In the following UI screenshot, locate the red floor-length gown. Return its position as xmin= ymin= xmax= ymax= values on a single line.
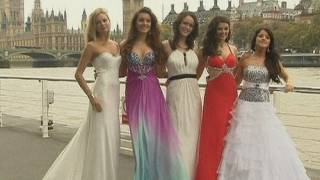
xmin=196 ymin=49 xmax=237 ymax=180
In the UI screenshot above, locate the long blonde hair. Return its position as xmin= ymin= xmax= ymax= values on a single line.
xmin=85 ymin=8 xmax=110 ymax=43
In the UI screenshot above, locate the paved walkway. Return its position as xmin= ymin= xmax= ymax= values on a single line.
xmin=0 ymin=115 xmax=134 ymax=180
xmin=0 ymin=114 xmax=319 ymax=180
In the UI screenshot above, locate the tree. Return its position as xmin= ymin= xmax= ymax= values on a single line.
xmin=232 ymin=17 xmax=264 ymax=50
xmin=312 ymin=0 xmax=320 ymax=12
xmin=231 ymin=17 xmax=320 ymax=53
xmin=197 ymin=23 xmax=209 ymax=46
xmin=160 ymin=24 xmax=172 ymax=41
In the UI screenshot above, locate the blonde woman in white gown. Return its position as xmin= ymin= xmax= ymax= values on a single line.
xmin=162 ymin=11 xmax=204 ymax=180
xmin=43 ymin=8 xmax=121 ymax=180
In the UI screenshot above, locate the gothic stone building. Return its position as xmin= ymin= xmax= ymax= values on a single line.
xmin=162 ymin=0 xmax=235 ymax=26
xmin=294 ymin=0 xmax=320 ymax=24
xmin=162 ymin=0 xmax=296 ymax=26
xmin=0 ymin=0 xmax=86 ymax=51
xmin=238 ymin=0 xmax=296 ymax=22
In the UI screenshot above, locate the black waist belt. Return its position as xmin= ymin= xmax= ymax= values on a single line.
xmin=168 ymin=74 xmax=197 ymax=81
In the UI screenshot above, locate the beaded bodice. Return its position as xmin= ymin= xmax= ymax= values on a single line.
xmin=239 ymin=65 xmax=270 ymax=102
xmin=127 ymin=51 xmax=155 ymax=75
xmin=206 ymin=53 xmax=237 ymax=81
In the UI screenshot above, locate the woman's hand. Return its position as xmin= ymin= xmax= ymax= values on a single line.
xmin=284 ymin=83 xmax=294 ymax=93
xmin=90 ymin=96 xmax=103 ymax=112
xmin=165 ymin=79 xmax=170 ymax=87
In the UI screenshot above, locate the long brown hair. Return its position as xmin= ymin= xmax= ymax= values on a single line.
xmin=170 ymin=11 xmax=199 ymax=50
xmin=251 ymin=27 xmax=281 ymax=83
xmin=121 ymin=7 xmax=165 ymax=65
xmin=202 ymin=16 xmax=231 ymax=57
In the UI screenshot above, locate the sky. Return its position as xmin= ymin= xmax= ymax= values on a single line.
xmin=24 ymin=0 xmax=301 ymax=30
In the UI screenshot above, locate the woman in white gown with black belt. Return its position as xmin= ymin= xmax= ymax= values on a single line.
xmin=218 ymin=27 xmax=310 ymax=180
xmin=162 ymin=11 xmax=204 ymax=180
xmin=42 ymin=8 xmax=121 ymax=180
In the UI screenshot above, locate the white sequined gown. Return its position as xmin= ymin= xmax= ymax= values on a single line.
xmin=218 ymin=65 xmax=310 ymax=180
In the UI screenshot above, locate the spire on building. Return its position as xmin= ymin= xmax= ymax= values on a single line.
xmin=25 ymin=17 xmax=31 ymax=32
xmin=169 ymin=4 xmax=177 ymax=15
xmin=183 ymin=2 xmax=189 ymax=12
xmin=116 ymin=24 xmax=121 ymax=33
xmin=198 ymin=0 xmax=206 ymax=11
xmin=50 ymin=9 xmax=54 ymax=19
xmin=212 ymin=0 xmax=220 ymax=10
xmin=58 ymin=11 xmax=63 ymax=21
xmin=82 ymin=9 xmax=87 ymax=21
xmin=64 ymin=10 xmax=67 ymax=21
xmin=227 ymin=0 xmax=232 ymax=11
xmin=81 ymin=9 xmax=87 ymax=31
xmin=34 ymin=0 xmax=41 ymax=9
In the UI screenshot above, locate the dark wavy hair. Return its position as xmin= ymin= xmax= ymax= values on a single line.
xmin=202 ymin=16 xmax=231 ymax=57
xmin=170 ymin=11 xmax=199 ymax=50
xmin=121 ymin=7 xmax=165 ymax=65
xmin=251 ymin=27 xmax=281 ymax=83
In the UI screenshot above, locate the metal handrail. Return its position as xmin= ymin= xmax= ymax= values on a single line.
xmin=0 ymin=75 xmax=319 ymax=168
xmin=0 ymin=75 xmax=319 ymax=94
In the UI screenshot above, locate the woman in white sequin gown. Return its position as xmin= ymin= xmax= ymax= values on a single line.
xmin=218 ymin=27 xmax=310 ymax=180
xmin=43 ymin=8 xmax=121 ymax=180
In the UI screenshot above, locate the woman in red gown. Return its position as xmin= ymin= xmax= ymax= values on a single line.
xmin=196 ymin=16 xmax=238 ymax=180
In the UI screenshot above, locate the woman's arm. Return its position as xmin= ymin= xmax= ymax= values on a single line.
xmin=119 ymin=58 xmax=128 ymax=78
xmin=156 ymin=40 xmax=171 ymax=78
xmin=119 ymin=40 xmax=128 ymax=77
xmin=156 ymin=63 xmax=168 ymax=78
xmin=234 ymin=56 xmax=246 ymax=86
xmin=279 ymin=63 xmax=294 ymax=92
xmin=75 ymin=43 xmax=102 ymax=112
xmin=196 ymin=48 xmax=206 ymax=80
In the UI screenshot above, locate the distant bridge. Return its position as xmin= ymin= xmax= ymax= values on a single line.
xmin=1 ymin=48 xmax=320 ymax=67
xmin=281 ymin=53 xmax=320 ymax=67
xmin=0 ymin=48 xmax=82 ymax=61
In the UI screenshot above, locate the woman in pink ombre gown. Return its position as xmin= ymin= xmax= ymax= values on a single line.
xmin=120 ymin=7 xmax=187 ymax=180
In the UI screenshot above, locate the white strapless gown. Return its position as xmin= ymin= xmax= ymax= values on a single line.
xmin=218 ymin=66 xmax=310 ymax=180
xmin=43 ymin=53 xmax=121 ymax=180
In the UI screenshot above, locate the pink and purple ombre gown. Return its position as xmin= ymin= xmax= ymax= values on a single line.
xmin=126 ymin=51 xmax=188 ymax=180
